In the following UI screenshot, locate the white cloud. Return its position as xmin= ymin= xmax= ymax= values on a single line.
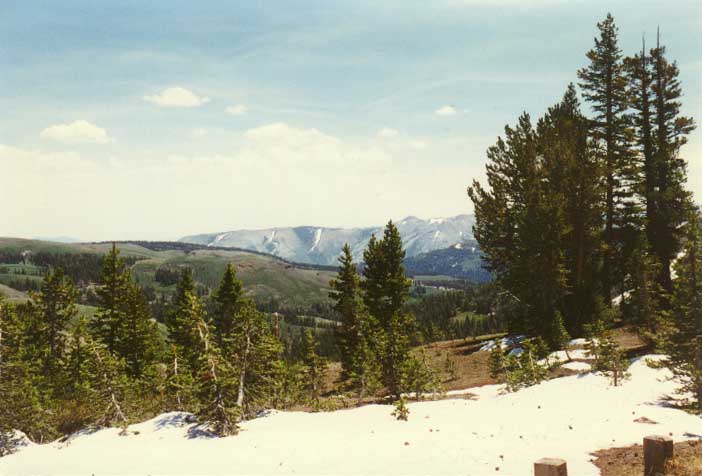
xmin=242 ymin=123 xmax=390 ymax=170
xmin=435 ymin=105 xmax=458 ymax=116
xmin=40 ymin=120 xmax=113 ymax=144
xmin=226 ymin=104 xmax=248 ymax=115
xmin=143 ymin=87 xmax=210 ymax=107
xmin=378 ymin=127 xmax=399 ymax=138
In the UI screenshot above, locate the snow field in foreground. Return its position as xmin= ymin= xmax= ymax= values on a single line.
xmin=1 ymin=355 xmax=700 ymax=476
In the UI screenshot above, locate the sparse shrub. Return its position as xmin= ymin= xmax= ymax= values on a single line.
xmin=489 ymin=343 xmax=506 ymax=380
xmin=401 ymin=351 xmax=440 ymax=400
xmin=504 ymin=339 xmax=549 ymax=392
xmin=585 ymin=321 xmax=629 ymax=386
xmin=444 ymin=353 xmax=457 ymax=381
xmin=392 ymin=396 xmax=409 ymax=421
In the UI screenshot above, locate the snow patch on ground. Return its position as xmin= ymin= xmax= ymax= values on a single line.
xmin=568 ymin=338 xmax=589 ymax=346
xmin=2 ymin=356 xmax=699 ymax=476
xmin=539 ymin=349 xmax=594 ymax=366
xmin=561 ymin=361 xmax=592 ymax=371
xmin=479 ymin=335 xmax=526 ymax=351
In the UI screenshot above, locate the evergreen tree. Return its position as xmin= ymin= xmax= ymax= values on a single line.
xmin=469 ymin=110 xmax=567 ymax=343
xmin=504 ymin=339 xmax=549 ymax=392
xmin=624 ymin=38 xmax=656 ymax=260
xmin=585 ymin=320 xmax=629 ymax=386
xmin=648 ymin=33 xmax=696 ymax=294
xmin=0 ymin=299 xmax=48 ymax=447
xmin=347 ymin=310 xmax=382 ymax=402
xmin=301 ymin=329 xmax=326 ymax=407
xmin=64 ymin=316 xmax=93 ymax=396
xmin=30 ymin=267 xmax=78 ymax=376
xmin=84 ymin=337 xmax=130 ymax=430
xmin=228 ymin=301 xmax=282 ymax=417
xmin=167 ymin=269 xmax=201 ymax=374
xmin=165 ymin=344 xmax=195 ymax=412
xmin=578 ymin=13 xmax=634 ymax=304
xmin=118 ymin=281 xmax=161 ymax=379
xmin=537 ymin=85 xmax=603 ymax=335
xmin=624 ymin=238 xmax=666 ymax=337
xmin=362 ymin=221 xmax=413 ymax=398
xmin=666 ymin=211 xmax=702 ymax=411
xmin=329 ymin=244 xmax=364 ymax=378
xmin=90 ymin=244 xmax=130 ymax=354
xmin=212 ymin=263 xmax=244 ymax=349
xmin=191 ymin=305 xmax=241 ymax=436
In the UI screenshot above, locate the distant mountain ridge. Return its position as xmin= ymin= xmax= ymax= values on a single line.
xmin=179 ymin=215 xmax=475 ymax=266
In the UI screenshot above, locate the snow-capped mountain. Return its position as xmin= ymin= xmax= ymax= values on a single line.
xmin=179 ymin=215 xmax=475 ymax=266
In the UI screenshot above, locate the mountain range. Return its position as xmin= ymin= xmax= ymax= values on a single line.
xmin=179 ymin=215 xmax=476 ymax=266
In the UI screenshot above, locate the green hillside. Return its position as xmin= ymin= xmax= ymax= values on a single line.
xmin=0 ymin=238 xmax=334 ymax=308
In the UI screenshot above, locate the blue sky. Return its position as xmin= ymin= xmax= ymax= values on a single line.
xmin=1 ymin=0 xmax=700 ymax=240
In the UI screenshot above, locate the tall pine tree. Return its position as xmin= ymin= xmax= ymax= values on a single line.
xmin=90 ymin=244 xmax=130 ymax=354
xmin=648 ymin=32 xmax=696 ymax=294
xmin=577 ymin=13 xmax=634 ymax=304
xmin=211 ymin=263 xmax=244 ymax=350
xmin=362 ymin=221 xmax=413 ymax=398
xmin=329 ymin=244 xmax=364 ymax=378
xmin=666 ymin=210 xmax=702 ymax=411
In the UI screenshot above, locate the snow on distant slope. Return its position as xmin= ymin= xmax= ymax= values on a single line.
xmin=179 ymin=215 xmax=475 ymax=266
xmin=2 ymin=355 xmax=699 ymax=476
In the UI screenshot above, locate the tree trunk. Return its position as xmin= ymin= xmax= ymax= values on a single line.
xmin=237 ymin=333 xmax=251 ymax=409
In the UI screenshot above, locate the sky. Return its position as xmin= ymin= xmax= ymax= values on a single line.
xmin=1 ymin=0 xmax=701 ymax=241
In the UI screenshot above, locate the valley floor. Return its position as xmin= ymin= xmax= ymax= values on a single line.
xmin=1 ymin=355 xmax=700 ymax=476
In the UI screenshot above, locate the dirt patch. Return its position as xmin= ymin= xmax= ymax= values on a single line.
xmin=592 ymin=440 xmax=702 ymax=476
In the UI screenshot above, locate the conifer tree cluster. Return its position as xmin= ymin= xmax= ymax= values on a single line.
xmin=330 ymin=221 xmax=435 ymax=403
xmin=468 ymin=14 xmax=697 ymax=354
xmin=0 ymin=248 xmax=288 ymax=448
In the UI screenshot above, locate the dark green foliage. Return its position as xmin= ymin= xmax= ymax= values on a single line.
xmin=29 ymin=267 xmax=79 ymax=377
xmin=578 ymin=13 xmax=635 ymax=304
xmin=666 ymin=212 xmax=702 ymax=411
xmin=347 ymin=310 xmax=382 ymax=402
xmin=118 ymin=281 xmax=161 ymax=378
xmin=469 ymin=87 xmax=602 ymax=344
xmin=407 ymin=285 xmax=506 ymax=342
xmin=167 ymin=269 xmax=201 ymax=374
xmin=301 ymin=329 xmax=327 ymax=407
xmin=625 ymin=34 xmax=696 ymax=296
xmin=211 ymin=263 xmax=244 ymax=349
xmin=648 ymin=37 xmax=696 ymax=294
xmin=585 ymin=321 xmax=629 ymax=386
xmin=191 ymin=300 xmax=241 ymax=436
xmin=624 ymin=239 xmax=667 ymax=337
xmin=362 ymin=222 xmax=414 ymax=398
xmin=0 ymin=299 xmax=50 ymax=447
xmin=504 ymin=339 xmax=549 ymax=391
xmin=489 ymin=343 xmax=506 ymax=380
xmin=165 ymin=345 xmax=196 ymax=412
xmin=228 ymin=301 xmax=282 ymax=417
xmin=329 ymin=244 xmax=363 ymax=378
xmin=90 ymin=244 xmax=130 ymax=354
xmin=83 ymin=337 xmax=130 ymax=430
xmin=391 ymin=396 xmax=409 ymax=421
xmin=401 ymin=350 xmax=439 ymax=400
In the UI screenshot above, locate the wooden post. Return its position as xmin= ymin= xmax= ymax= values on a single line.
xmin=534 ymin=458 xmax=567 ymax=476
xmin=643 ymin=435 xmax=673 ymax=476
